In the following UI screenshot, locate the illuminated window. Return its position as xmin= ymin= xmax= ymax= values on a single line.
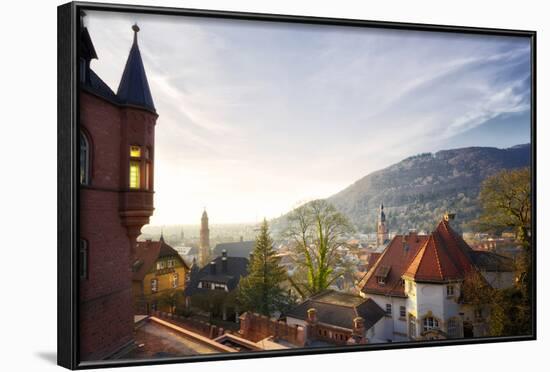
xmin=130 ymin=146 xmax=141 ymax=158
xmin=80 ymin=131 xmax=90 ymax=185
xmin=151 ymin=279 xmax=158 ymax=293
xmin=129 ymin=161 xmax=140 ymax=189
xmin=172 ymin=273 xmax=179 ymax=288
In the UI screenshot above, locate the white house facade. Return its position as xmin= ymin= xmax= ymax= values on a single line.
xmin=358 ymin=214 xmax=515 ymax=343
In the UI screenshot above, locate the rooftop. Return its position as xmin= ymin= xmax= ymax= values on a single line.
xmin=285 ymin=290 xmax=385 ymax=331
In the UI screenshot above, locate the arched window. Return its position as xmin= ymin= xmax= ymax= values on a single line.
xmin=80 ymin=131 xmax=90 ymax=185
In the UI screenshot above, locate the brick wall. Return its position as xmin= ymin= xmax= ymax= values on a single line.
xmin=239 ymin=312 xmax=305 ymax=347
xmin=79 ymin=90 xmax=155 ymax=360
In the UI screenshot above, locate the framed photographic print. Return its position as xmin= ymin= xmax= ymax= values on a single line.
xmin=57 ymin=1 xmax=536 ymax=369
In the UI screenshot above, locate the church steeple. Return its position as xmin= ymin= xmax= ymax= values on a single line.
xmin=379 ymin=203 xmax=386 ymax=222
xmin=116 ymin=24 xmax=156 ymax=112
xmin=377 ymin=203 xmax=388 ymax=246
xmin=199 ymin=209 xmax=210 ymax=267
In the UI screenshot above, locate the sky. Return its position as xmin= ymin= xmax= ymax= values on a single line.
xmin=85 ymin=11 xmax=532 ymax=225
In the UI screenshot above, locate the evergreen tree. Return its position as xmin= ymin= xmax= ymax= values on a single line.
xmin=238 ymin=219 xmax=290 ymax=316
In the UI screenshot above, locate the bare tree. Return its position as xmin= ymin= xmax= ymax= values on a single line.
xmin=284 ymin=200 xmax=353 ymax=297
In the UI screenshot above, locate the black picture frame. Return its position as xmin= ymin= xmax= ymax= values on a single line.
xmin=58 ymin=1 xmax=537 ymax=370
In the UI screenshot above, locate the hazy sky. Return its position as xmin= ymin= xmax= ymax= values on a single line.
xmin=85 ymin=11 xmax=531 ymax=225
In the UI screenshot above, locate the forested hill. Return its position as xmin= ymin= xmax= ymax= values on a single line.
xmin=327 ymin=144 xmax=531 ymax=233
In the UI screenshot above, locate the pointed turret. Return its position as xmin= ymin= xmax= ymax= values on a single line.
xmin=116 ymin=24 xmax=156 ymax=112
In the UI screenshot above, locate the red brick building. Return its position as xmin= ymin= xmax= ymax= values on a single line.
xmin=79 ymin=19 xmax=158 ymax=360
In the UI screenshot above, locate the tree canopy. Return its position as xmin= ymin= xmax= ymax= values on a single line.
xmin=284 ymin=199 xmax=353 ymax=298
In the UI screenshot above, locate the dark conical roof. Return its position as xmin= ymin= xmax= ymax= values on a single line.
xmin=116 ymin=24 xmax=156 ymax=112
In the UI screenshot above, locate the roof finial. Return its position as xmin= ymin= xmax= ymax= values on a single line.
xmin=160 ymin=226 xmax=165 ymax=242
xmin=132 ymin=23 xmax=140 ymax=44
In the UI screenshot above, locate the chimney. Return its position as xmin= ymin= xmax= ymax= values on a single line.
xmin=307 ymin=308 xmax=317 ymax=324
xmin=222 ymin=249 xmax=227 ymax=258
xmin=210 ymin=261 xmax=217 ymax=275
xmin=353 ymin=317 xmax=365 ymax=336
xmin=222 ymin=256 xmax=228 ymax=273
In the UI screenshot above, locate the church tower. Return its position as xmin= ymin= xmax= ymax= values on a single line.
xmin=199 ymin=210 xmax=210 ymax=267
xmin=377 ymin=203 xmax=389 ymax=246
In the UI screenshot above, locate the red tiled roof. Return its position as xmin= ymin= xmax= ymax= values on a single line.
xmin=404 ymin=220 xmax=475 ymax=282
xmin=360 ymin=219 xmax=477 ymax=294
xmin=359 ymin=233 xmax=427 ymax=297
xmin=132 ymin=239 xmax=189 ymax=281
xmin=364 ymin=253 xmax=381 ymax=273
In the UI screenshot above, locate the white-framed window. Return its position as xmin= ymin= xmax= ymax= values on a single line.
xmin=172 ymin=273 xmax=179 ymax=288
xmin=422 ymin=317 xmax=440 ymax=332
xmin=156 ymin=261 xmax=166 ymax=270
xmin=80 ymin=131 xmax=91 ymax=185
xmin=386 ymin=303 xmax=392 ymax=316
xmin=447 ymin=318 xmax=460 ymax=338
xmin=79 ymin=239 xmax=88 ymax=280
xmin=151 ymin=278 xmax=158 ymax=293
xmin=446 ymin=284 xmax=455 ymax=296
xmin=400 ymin=306 xmax=406 ymax=318
xmin=212 ymin=282 xmax=226 ymax=291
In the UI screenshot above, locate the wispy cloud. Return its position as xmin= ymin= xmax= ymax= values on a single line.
xmin=85 ymin=11 xmax=531 ymax=224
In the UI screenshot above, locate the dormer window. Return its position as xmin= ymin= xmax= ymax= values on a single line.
xmin=375 ymin=265 xmax=391 ymax=286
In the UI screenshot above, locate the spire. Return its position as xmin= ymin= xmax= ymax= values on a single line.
xmin=159 ymin=226 xmax=165 ymax=243
xmin=116 ymin=23 xmax=156 ymax=112
xmin=379 ymin=203 xmax=386 ymax=222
